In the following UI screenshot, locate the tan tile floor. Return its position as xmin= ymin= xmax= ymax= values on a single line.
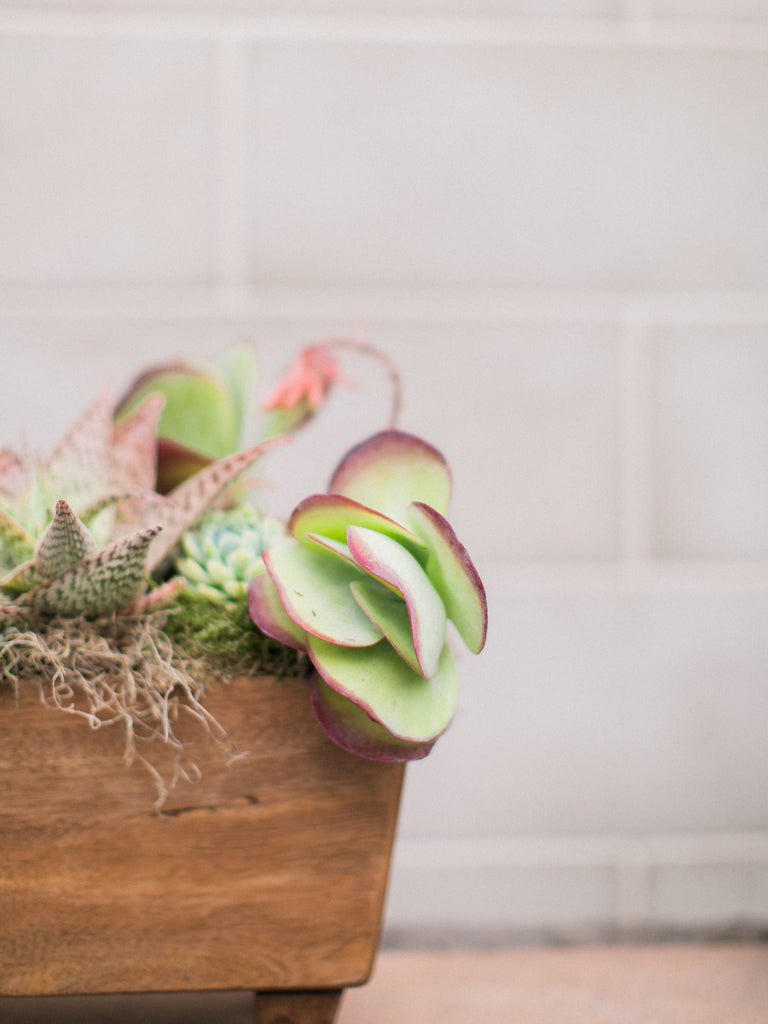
xmin=340 ymin=945 xmax=768 ymax=1024
xmin=0 ymin=944 xmax=766 ymax=1022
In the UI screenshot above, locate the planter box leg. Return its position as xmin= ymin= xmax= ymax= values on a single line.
xmin=256 ymin=989 xmax=342 ymax=1024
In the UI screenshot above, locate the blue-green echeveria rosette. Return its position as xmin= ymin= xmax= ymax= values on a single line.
xmin=248 ymin=430 xmax=488 ymax=761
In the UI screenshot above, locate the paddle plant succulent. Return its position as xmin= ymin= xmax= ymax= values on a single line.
xmin=248 ymin=430 xmax=488 ymax=761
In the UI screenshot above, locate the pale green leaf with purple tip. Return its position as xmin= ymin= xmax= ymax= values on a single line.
xmin=306 ymin=635 xmax=458 ymax=743
xmin=310 ymin=673 xmax=438 ymax=761
xmin=264 ymin=540 xmax=383 ymax=647
xmin=248 ymin=571 xmax=307 ymax=651
xmin=350 ymin=579 xmax=421 ymax=675
xmin=347 ymin=525 xmax=446 ymax=678
xmin=290 ymin=493 xmax=426 ymax=560
xmin=329 ymin=430 xmax=451 ymax=523
xmin=407 ymin=502 xmax=488 ymax=654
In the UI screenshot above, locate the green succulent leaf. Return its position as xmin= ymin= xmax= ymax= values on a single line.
xmin=349 ymin=579 xmax=421 ymax=675
xmin=346 ymin=525 xmax=446 ymax=678
xmin=310 ymin=673 xmax=438 ymax=761
xmin=119 ymin=368 xmax=239 ymax=463
xmin=329 ymin=430 xmax=452 ymax=523
xmin=248 ymin=570 xmax=308 ymax=652
xmin=306 ymin=634 xmax=458 ymax=744
xmin=407 ymin=502 xmax=488 ymax=655
xmin=0 ymin=559 xmax=45 ymax=595
xmin=0 ymin=505 xmax=36 ymax=564
xmin=264 ymin=540 xmax=384 ymax=647
xmin=289 ymin=494 xmax=426 ymax=561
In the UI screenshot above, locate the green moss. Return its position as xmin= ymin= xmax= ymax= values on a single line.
xmin=164 ymin=589 xmax=304 ymax=679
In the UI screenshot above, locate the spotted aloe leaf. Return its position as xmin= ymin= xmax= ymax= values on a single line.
xmin=22 ymin=525 xmax=162 ymax=618
xmin=43 ymin=387 xmax=113 ymax=516
xmin=35 ymin=499 xmax=97 ymax=577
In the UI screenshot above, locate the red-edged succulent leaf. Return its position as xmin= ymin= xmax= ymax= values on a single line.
xmin=289 ymin=493 xmax=426 ymax=560
xmin=306 ymin=634 xmax=458 ymax=743
xmin=310 ymin=673 xmax=437 ymax=761
xmin=329 ymin=430 xmax=452 ymax=522
xmin=264 ymin=540 xmax=383 ymax=647
xmin=407 ymin=502 xmax=488 ymax=654
xmin=350 ymin=579 xmax=421 ymax=674
xmin=346 ymin=525 xmax=446 ymax=678
xmin=248 ymin=571 xmax=307 ymax=652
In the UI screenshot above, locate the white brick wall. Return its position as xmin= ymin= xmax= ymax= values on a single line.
xmin=1 ymin=4 xmax=766 ymax=942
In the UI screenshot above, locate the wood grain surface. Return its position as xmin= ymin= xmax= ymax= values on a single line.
xmin=0 ymin=674 xmax=404 ymax=997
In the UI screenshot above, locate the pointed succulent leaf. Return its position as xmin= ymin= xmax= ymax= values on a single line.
xmin=43 ymin=387 xmax=113 ymax=513
xmin=350 ymin=579 xmax=421 ymax=675
xmin=407 ymin=502 xmax=488 ymax=654
xmin=146 ymin=438 xmax=286 ymax=572
xmin=264 ymin=540 xmax=383 ymax=647
xmin=35 ymin=499 xmax=97 ymax=577
xmin=346 ymin=525 xmax=446 ymax=678
xmin=110 ymin=391 xmax=165 ymax=493
xmin=289 ymin=493 xmax=426 ymax=560
xmin=24 ymin=525 xmax=161 ymax=618
xmin=306 ymin=635 xmax=458 ymax=743
xmin=0 ymin=505 xmax=36 ymax=564
xmin=0 ymin=450 xmax=29 ymax=504
xmin=310 ymin=673 xmax=438 ymax=761
xmin=329 ymin=430 xmax=452 ymax=522
xmin=248 ymin=572 xmax=307 ymax=652
xmin=0 ymin=559 xmax=46 ymax=595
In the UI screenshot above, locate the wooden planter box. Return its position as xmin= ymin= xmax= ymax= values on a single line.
xmin=0 ymin=673 xmax=405 ymax=1023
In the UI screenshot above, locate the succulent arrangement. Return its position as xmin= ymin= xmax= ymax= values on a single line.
xmin=0 ymin=341 xmax=486 ymax=784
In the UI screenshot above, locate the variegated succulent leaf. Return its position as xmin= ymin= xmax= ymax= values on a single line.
xmin=42 ymin=388 xmax=114 ymax=515
xmin=0 ymin=504 xmax=36 ymax=568
xmin=19 ymin=525 xmax=162 ymax=619
xmin=0 ymin=559 xmax=46 ymax=595
xmin=146 ymin=437 xmax=288 ymax=572
xmin=35 ymin=499 xmax=97 ymax=577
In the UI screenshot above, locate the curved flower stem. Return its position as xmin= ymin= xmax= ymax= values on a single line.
xmin=321 ymin=336 xmax=402 ymax=428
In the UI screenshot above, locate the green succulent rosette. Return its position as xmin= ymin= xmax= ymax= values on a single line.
xmin=176 ymin=507 xmax=286 ymax=604
xmin=248 ymin=430 xmax=487 ymax=761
